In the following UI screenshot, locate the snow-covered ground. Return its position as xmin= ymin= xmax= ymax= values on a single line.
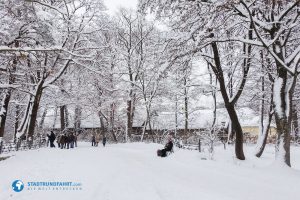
xmin=0 ymin=142 xmax=299 ymax=200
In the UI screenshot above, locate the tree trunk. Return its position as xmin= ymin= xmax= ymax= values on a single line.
xmin=27 ymin=79 xmax=45 ymax=143
xmin=255 ymin=101 xmax=273 ymax=157
xmin=52 ymin=106 xmax=58 ymax=129
xmin=127 ymin=100 xmax=133 ymax=139
xmin=255 ymin=114 xmax=273 ymax=157
xmin=65 ymin=105 xmax=69 ymax=128
xmin=292 ymin=104 xmax=298 ymax=137
xmin=208 ymin=64 xmax=217 ymax=128
xmin=126 ymin=48 xmax=136 ymax=141
xmin=126 ymin=94 xmax=135 ymax=140
xmin=255 ymin=57 xmax=274 ymax=158
xmin=99 ymin=111 xmax=106 ymax=135
xmin=227 ymin=54 xmax=234 ymax=142
xmin=74 ymin=105 xmax=82 ymax=132
xmin=175 ymin=93 xmax=178 ymax=138
xmin=141 ymin=119 xmax=147 ymax=142
xmin=0 ymin=52 xmax=17 ymax=139
xmin=225 ymin=104 xmax=245 ymax=160
xmin=183 ymin=66 xmax=189 ymax=136
xmin=272 ymin=35 xmax=296 ymax=166
xmin=210 ymin=42 xmax=245 ymax=160
xmin=39 ymin=107 xmax=47 ymax=128
xmin=14 ymin=104 xmax=20 ymax=143
xmin=0 ymin=91 xmax=12 ymax=139
xmin=226 ymin=121 xmax=233 ymax=144
xmin=109 ymin=103 xmax=117 ymax=142
xmin=184 ymin=86 xmax=189 ymax=135
xmin=273 ymin=75 xmax=294 ymax=166
xmin=16 ymin=78 xmax=45 ymax=146
xmin=274 ymin=112 xmax=291 ymax=166
xmin=148 ymin=113 xmax=155 ymax=143
xmin=17 ymin=96 xmax=32 ymax=139
xmin=60 ymin=105 xmax=66 ymax=132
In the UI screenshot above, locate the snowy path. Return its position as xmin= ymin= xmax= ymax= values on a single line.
xmin=0 ymin=142 xmax=300 ymax=200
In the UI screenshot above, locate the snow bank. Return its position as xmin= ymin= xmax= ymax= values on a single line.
xmin=0 ymin=142 xmax=299 ymax=200
xmin=273 ymin=77 xmax=283 ymax=118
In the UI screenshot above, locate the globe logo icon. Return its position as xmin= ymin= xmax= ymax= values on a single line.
xmin=12 ymin=180 xmax=24 ymax=192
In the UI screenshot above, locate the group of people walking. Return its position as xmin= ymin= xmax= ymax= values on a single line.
xmin=47 ymin=131 xmax=108 ymax=149
xmin=57 ymin=133 xmax=77 ymax=149
xmin=91 ymin=133 xmax=107 ymax=147
xmin=48 ymin=130 xmax=173 ymax=158
xmin=47 ymin=131 xmax=77 ymax=149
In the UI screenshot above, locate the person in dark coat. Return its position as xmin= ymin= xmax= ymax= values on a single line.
xmin=69 ymin=133 xmax=75 ymax=148
xmin=102 ymin=136 xmax=107 ymax=147
xmin=157 ymin=136 xmax=173 ymax=157
xmin=59 ymin=134 xmax=66 ymax=149
xmin=65 ymin=134 xmax=70 ymax=149
xmin=47 ymin=131 xmax=56 ymax=148
xmin=74 ymin=133 xmax=78 ymax=147
xmin=91 ymin=134 xmax=96 ymax=146
xmin=56 ymin=135 xmax=61 ymax=148
xmin=95 ymin=133 xmax=101 ymax=147
xmin=46 ymin=133 xmax=50 ymax=147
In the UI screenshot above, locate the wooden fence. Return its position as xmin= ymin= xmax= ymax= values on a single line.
xmin=0 ymin=139 xmax=47 ymax=155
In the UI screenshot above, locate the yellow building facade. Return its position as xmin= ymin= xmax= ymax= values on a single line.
xmin=242 ymin=126 xmax=277 ymax=137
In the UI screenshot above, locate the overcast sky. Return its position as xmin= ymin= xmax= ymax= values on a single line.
xmin=104 ymin=0 xmax=138 ymax=15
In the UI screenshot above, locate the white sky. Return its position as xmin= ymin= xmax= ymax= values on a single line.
xmin=104 ymin=0 xmax=138 ymax=15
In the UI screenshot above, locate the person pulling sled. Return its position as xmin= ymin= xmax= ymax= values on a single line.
xmin=157 ymin=136 xmax=173 ymax=157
